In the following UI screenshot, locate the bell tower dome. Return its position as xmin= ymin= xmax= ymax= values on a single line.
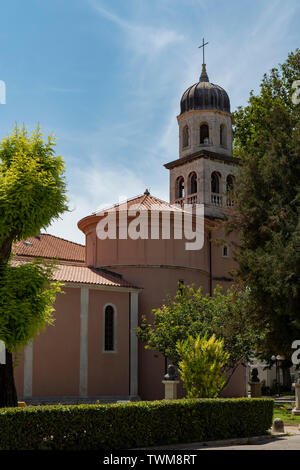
xmin=164 ymin=48 xmax=237 ymax=219
xmin=178 ymin=63 xmax=232 ymax=158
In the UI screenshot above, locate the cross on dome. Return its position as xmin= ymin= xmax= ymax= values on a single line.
xmin=198 ymin=38 xmax=209 ymax=82
xmin=198 ymin=37 xmax=209 ymax=65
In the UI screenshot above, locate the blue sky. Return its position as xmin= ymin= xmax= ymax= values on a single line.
xmin=0 ymin=0 xmax=299 ymax=243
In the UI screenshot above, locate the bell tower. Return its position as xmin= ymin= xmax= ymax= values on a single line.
xmin=164 ymin=49 xmax=237 ymax=219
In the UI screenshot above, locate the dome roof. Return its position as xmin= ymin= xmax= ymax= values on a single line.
xmin=180 ymin=64 xmax=230 ymax=115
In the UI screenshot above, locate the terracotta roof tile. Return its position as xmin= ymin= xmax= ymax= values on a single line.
xmin=54 ymin=265 xmax=138 ymax=288
xmin=94 ymin=193 xmax=183 ymax=214
xmin=11 ymin=258 xmax=139 ymax=289
xmin=13 ymin=234 xmax=85 ymax=263
xmin=78 ymin=191 xmax=214 ymax=233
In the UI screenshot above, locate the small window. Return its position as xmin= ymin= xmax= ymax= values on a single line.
xmin=220 ymin=125 xmax=226 ymax=147
xmin=104 ymin=305 xmax=115 ymax=351
xmin=222 ymin=246 xmax=229 ymax=257
xmin=182 ymin=125 xmax=189 ymax=148
xmin=226 ymin=175 xmax=235 ymax=207
xmin=226 ymin=175 xmax=235 ymax=192
xmin=200 ymin=124 xmax=209 ymax=144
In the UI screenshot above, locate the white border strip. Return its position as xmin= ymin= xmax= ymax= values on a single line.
xmin=130 ymin=292 xmax=138 ymax=396
xmin=24 ymin=341 xmax=33 ymax=398
xmin=79 ymin=287 xmax=89 ymax=397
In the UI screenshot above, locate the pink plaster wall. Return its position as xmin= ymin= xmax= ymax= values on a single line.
xmin=14 ymin=286 xmax=131 ymax=400
xmin=32 ymin=287 xmax=81 ymax=397
xmin=221 ymin=363 xmax=247 ymax=397
xmin=13 ymin=212 xmax=242 ymax=401
xmin=88 ymin=290 xmax=130 ymax=396
xmin=78 ymin=215 xmax=245 ymax=401
xmin=107 ymin=266 xmax=210 ymax=400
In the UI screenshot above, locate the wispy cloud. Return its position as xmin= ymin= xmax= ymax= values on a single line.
xmin=47 ymin=0 xmax=299 ymax=244
xmin=88 ymin=0 xmax=185 ymax=57
xmin=47 ymin=162 xmax=168 ymax=244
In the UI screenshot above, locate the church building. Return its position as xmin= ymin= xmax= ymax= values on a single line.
xmin=14 ymin=61 xmax=246 ymax=403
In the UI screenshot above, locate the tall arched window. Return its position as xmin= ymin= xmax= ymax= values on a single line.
xmin=226 ymin=175 xmax=235 ymax=207
xmin=226 ymin=175 xmax=235 ymax=192
xmin=211 ymin=172 xmax=220 ymax=194
xmin=220 ymin=124 xmax=226 ymax=147
xmin=176 ymin=176 xmax=185 ymax=199
xmin=188 ymin=172 xmax=197 ymax=194
xmin=182 ymin=125 xmax=189 ymax=148
xmin=200 ymin=124 xmax=209 ymax=144
xmin=104 ymin=305 xmax=115 ymax=351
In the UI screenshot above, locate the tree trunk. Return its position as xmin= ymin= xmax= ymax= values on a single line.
xmin=0 ymin=231 xmax=19 ymax=407
xmin=0 ymin=350 xmax=18 ymax=407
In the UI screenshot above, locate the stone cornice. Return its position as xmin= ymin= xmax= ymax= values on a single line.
xmin=177 ymin=108 xmax=233 ymax=123
xmin=164 ymin=149 xmax=239 ymax=170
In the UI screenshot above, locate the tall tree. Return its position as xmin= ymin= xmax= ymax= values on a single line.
xmin=0 ymin=126 xmax=67 ymax=406
xmin=0 ymin=261 xmax=63 ymax=407
xmin=226 ymin=49 xmax=300 ymax=361
xmin=137 ymin=285 xmax=262 ymax=388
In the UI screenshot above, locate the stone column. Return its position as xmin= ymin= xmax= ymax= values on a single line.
xmin=162 ymin=364 xmax=179 ymax=399
xmin=250 ymin=382 xmax=262 ymax=398
xmin=162 ymin=380 xmax=180 ymax=400
xmin=250 ymin=367 xmax=261 ymax=397
xmin=130 ymin=292 xmax=139 ymax=398
xmin=79 ymin=287 xmax=89 ymax=397
xmin=292 ymin=383 xmax=300 ymax=416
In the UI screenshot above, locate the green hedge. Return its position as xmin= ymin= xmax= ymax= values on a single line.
xmin=0 ymin=398 xmax=274 ymax=450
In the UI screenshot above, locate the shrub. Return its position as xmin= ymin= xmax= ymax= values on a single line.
xmin=177 ymin=334 xmax=230 ymax=398
xmin=0 ymin=398 xmax=274 ymax=450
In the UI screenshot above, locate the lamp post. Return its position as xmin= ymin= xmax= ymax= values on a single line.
xmin=271 ymin=355 xmax=285 ymax=397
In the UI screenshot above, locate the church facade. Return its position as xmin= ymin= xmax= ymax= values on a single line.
xmin=14 ymin=63 xmax=246 ymax=403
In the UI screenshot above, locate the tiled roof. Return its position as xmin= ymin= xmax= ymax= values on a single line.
xmin=78 ymin=191 xmax=215 ymax=233
xmin=54 ymin=265 xmax=137 ymax=288
xmin=93 ymin=192 xmax=183 ymax=215
xmin=11 ymin=258 xmax=139 ymax=289
xmin=13 ymin=234 xmax=85 ymax=263
xmin=13 ymin=234 xmax=139 ymax=289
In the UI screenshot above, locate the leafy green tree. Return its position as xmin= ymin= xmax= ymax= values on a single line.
xmin=227 ymin=49 xmax=300 ymax=361
xmin=176 ymin=334 xmax=229 ymax=398
xmin=0 ymin=126 xmax=67 ymax=407
xmin=137 ymin=285 xmax=262 ymax=388
xmin=0 ymin=262 xmax=63 ymax=407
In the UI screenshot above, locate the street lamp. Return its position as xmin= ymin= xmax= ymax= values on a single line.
xmin=271 ymin=355 xmax=285 ymax=397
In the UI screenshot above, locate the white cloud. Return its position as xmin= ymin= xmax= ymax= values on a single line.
xmin=47 ymin=0 xmax=299 ymax=246
xmin=88 ymin=0 xmax=185 ymax=58
xmin=210 ymin=0 xmax=299 ymax=109
xmin=47 ymin=164 xmax=149 ymax=243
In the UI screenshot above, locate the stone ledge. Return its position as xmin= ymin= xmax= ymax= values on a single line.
xmin=133 ymin=433 xmax=287 ymax=450
xmin=20 ymin=395 xmax=141 ymax=405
